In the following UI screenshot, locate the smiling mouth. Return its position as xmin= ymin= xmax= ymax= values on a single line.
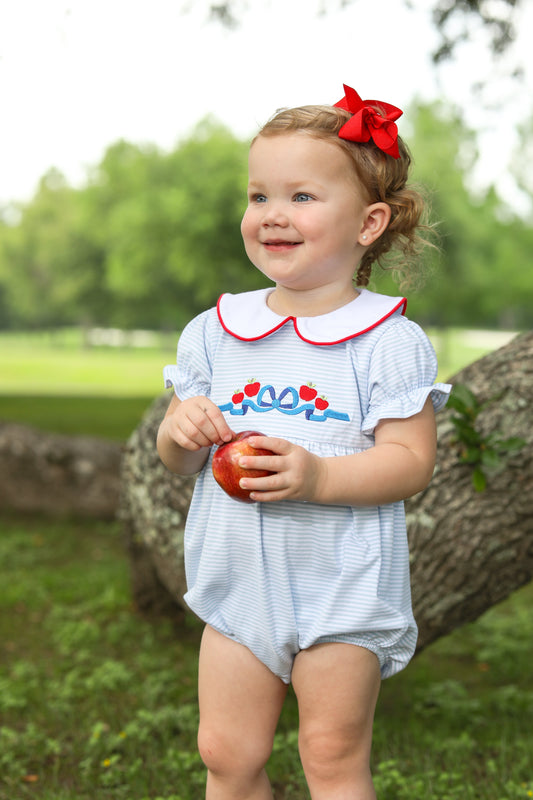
xmin=263 ymin=240 xmax=301 ymax=249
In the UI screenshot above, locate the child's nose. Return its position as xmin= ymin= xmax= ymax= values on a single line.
xmin=262 ymin=202 xmax=289 ymax=227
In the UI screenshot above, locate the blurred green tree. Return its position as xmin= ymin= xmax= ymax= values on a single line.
xmin=0 ymin=169 xmax=109 ymax=329
xmin=86 ymin=120 xmax=268 ymax=329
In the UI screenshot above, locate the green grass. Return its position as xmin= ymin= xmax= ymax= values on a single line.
xmin=0 ymin=328 xmax=175 ymax=439
xmin=0 ymin=395 xmax=154 ymax=441
xmin=0 ymin=511 xmax=532 ymax=800
xmin=0 ymin=328 xmax=175 ymax=397
xmin=0 ymin=514 xmax=203 ymax=800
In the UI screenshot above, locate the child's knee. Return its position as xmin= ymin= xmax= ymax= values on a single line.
xmin=198 ymin=723 xmax=272 ymax=777
xmin=298 ymin=724 xmax=371 ymax=783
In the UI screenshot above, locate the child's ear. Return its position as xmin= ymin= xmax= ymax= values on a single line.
xmin=358 ymin=202 xmax=391 ymax=245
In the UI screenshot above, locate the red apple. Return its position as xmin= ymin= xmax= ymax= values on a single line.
xmin=212 ymin=430 xmax=274 ymax=503
xmin=315 ymin=396 xmax=329 ymax=410
xmin=299 ymin=382 xmax=317 ymax=401
xmin=244 ymin=379 xmax=261 ymax=397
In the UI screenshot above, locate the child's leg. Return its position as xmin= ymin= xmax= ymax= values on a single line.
xmin=197 ymin=625 xmax=288 ymax=800
xmin=292 ymin=642 xmax=381 ymax=800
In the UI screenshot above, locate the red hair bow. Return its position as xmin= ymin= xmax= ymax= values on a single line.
xmin=334 ymin=84 xmax=403 ymax=159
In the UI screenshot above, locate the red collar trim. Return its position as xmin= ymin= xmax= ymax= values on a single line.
xmin=217 ymin=289 xmax=407 ymax=346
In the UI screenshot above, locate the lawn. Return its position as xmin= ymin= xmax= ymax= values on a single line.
xmin=0 ymin=327 xmax=176 ymax=439
xmin=0 ymin=512 xmax=531 ymax=799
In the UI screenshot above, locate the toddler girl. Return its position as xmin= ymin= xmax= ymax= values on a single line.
xmin=158 ymin=83 xmax=451 ymax=800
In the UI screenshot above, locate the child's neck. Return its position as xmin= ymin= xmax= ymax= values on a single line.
xmin=267 ymin=285 xmax=360 ymax=318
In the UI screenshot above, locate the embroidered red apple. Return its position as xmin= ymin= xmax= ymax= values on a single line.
xmin=244 ymin=379 xmax=261 ymax=397
xmin=299 ymin=382 xmax=317 ymax=401
xmin=232 ymin=390 xmax=244 ymax=404
xmin=212 ymin=431 xmax=275 ymax=503
xmin=315 ymin=396 xmax=329 ymax=411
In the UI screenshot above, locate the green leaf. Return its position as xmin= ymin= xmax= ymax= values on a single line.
xmin=497 ymin=436 xmax=526 ymax=453
xmin=472 ymin=466 xmax=487 ymax=492
xmin=481 ymin=449 xmax=502 ymax=469
xmin=451 ymin=416 xmax=482 ymax=445
xmin=448 ymin=384 xmax=479 ymax=417
xmin=461 ymin=447 xmax=482 ymax=464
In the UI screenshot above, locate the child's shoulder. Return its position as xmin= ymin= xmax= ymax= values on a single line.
xmin=370 ymin=308 xmax=428 ymax=339
xmin=350 ymin=312 xmax=437 ymax=387
xmin=344 ymin=292 xmax=435 ymax=366
xmin=356 ymin=312 xmax=433 ymax=359
xmin=344 ymin=289 xmax=428 ymax=345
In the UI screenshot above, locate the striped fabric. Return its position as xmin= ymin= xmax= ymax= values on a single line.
xmin=163 ymin=289 xmax=451 ymax=681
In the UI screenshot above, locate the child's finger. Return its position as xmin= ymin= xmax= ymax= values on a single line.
xmin=240 ymin=466 xmax=290 ymax=491
xmin=238 ymin=453 xmax=281 ymax=473
xmin=248 ymin=479 xmax=292 ymax=503
xmin=202 ymin=402 xmax=234 ymax=443
xmin=178 ymin=399 xmax=232 ymax=447
xmin=246 ymin=435 xmax=292 ymax=455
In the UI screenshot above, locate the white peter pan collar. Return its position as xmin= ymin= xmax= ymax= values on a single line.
xmin=217 ymin=288 xmax=407 ymax=346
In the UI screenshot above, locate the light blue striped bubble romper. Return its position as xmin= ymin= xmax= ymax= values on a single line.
xmin=164 ymin=288 xmax=451 ymax=682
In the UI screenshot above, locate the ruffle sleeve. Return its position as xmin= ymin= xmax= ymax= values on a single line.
xmin=361 ymin=317 xmax=451 ymax=434
xmin=163 ymin=309 xmax=214 ymax=400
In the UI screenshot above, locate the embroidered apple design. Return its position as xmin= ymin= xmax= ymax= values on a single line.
xmin=212 ymin=431 xmax=275 ymax=503
xmin=315 ymin=396 xmax=329 ymax=411
xmin=232 ymin=390 xmax=244 ymax=404
xmin=244 ymin=379 xmax=261 ymax=397
xmin=299 ymin=382 xmax=317 ymax=402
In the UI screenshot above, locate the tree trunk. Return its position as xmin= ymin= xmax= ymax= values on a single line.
xmin=120 ymin=332 xmax=533 ymax=648
xmin=0 ymin=422 xmax=122 ymax=519
xmin=407 ymin=331 xmax=533 ymax=651
xmin=119 ymin=397 xmax=195 ymax=615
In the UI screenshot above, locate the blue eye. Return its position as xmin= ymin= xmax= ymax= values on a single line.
xmin=250 ymin=193 xmax=267 ymax=203
xmin=294 ymin=192 xmax=312 ymax=202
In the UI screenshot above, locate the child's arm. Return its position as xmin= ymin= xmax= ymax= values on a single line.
xmin=238 ymin=397 xmax=437 ymax=506
xmin=157 ymin=394 xmax=234 ymax=476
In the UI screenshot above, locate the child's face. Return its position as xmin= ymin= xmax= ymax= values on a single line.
xmin=241 ymin=133 xmax=370 ymax=297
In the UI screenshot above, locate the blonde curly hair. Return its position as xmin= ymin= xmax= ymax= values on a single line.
xmin=256 ymin=104 xmax=433 ymax=289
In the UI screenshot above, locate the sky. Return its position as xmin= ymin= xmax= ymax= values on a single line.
xmin=1 ymin=0 xmax=532 ymax=213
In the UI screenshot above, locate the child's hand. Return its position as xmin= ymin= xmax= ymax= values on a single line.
xmin=236 ymin=435 xmax=326 ymax=503
xmin=162 ymin=395 xmax=234 ymax=452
